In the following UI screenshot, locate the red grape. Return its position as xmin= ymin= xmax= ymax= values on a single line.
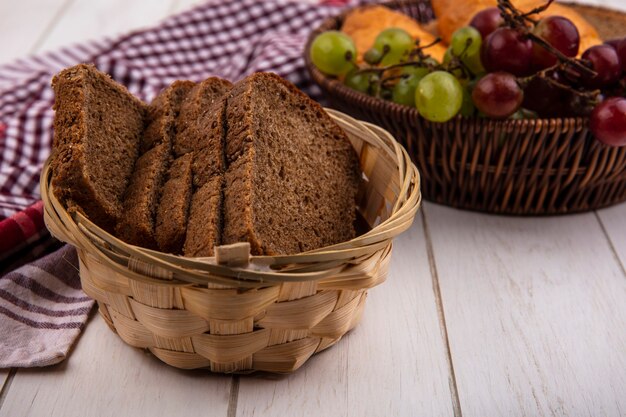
xmin=472 ymin=72 xmax=523 ymax=119
xmin=605 ymin=39 xmax=622 ymax=50
xmin=531 ymin=16 xmax=580 ymax=70
xmin=470 ymin=7 xmax=503 ymax=39
xmin=590 ymin=97 xmax=626 ymax=146
xmin=616 ymin=39 xmax=626 ymax=73
xmin=522 ymin=72 xmax=566 ymax=117
xmin=482 ymin=28 xmax=533 ymax=76
xmin=580 ymin=45 xmax=622 ymax=89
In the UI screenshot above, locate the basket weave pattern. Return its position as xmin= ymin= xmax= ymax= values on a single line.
xmin=42 ymin=110 xmax=421 ymax=373
xmin=305 ymin=1 xmax=626 ymax=215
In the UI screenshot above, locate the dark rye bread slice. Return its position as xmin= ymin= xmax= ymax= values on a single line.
xmin=222 ymin=73 xmax=360 ymax=255
xmin=116 ymin=82 xmax=195 ymax=248
xmin=115 ymin=144 xmax=170 ymax=248
xmin=155 ymin=153 xmax=194 ymax=254
xmin=140 ymin=80 xmax=195 ymax=154
xmin=174 ymin=77 xmax=232 ymax=156
xmin=183 ymin=176 xmax=224 ymax=257
xmin=176 ymin=78 xmax=232 ymax=257
xmin=180 ymin=97 xmax=228 ymax=256
xmin=51 ymin=64 xmax=146 ymax=233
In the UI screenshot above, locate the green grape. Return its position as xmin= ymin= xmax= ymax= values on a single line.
xmin=372 ymin=28 xmax=413 ymax=66
xmin=509 ymin=110 xmax=525 ymax=120
xmin=401 ymin=65 xmax=430 ymax=79
xmin=445 ymin=46 xmax=484 ymax=79
xmin=443 ymin=48 xmax=464 ymax=79
xmin=460 ymin=86 xmax=476 ymax=117
xmin=392 ymin=74 xmax=423 ymax=106
xmin=415 ymin=71 xmax=463 ymax=122
xmin=521 ymin=109 xmax=538 ymax=119
xmin=344 ymin=70 xmax=378 ymax=94
xmin=310 ymin=31 xmax=356 ymax=76
xmin=509 ymin=109 xmax=538 ymax=120
xmin=451 ymin=26 xmax=482 ymax=58
xmin=463 ymin=51 xmax=485 ymax=76
xmin=364 ymin=48 xmax=383 ymax=65
xmin=392 ymin=63 xmax=433 ymax=106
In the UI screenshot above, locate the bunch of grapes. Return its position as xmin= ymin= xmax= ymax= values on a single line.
xmin=309 ymin=0 xmax=626 ymax=147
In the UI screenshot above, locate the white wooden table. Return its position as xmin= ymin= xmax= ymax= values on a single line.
xmin=1 ymin=1 xmax=625 ymax=416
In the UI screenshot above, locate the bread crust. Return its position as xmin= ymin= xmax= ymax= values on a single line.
xmin=51 ymin=64 xmax=146 ymax=232
xmin=222 ymin=73 xmax=360 ymax=255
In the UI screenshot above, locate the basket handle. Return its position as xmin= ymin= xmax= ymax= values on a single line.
xmin=215 ymin=242 xmax=251 ymax=267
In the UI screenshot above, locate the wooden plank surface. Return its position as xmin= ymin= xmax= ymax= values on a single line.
xmin=0 ymin=370 xmax=10 ymax=398
xmin=424 ymin=203 xmax=626 ymax=417
xmin=236 ymin=218 xmax=457 ymax=417
xmin=597 ymin=205 xmax=626 ymax=270
xmin=571 ymin=0 xmax=626 ymax=12
xmin=170 ymin=0 xmax=208 ymax=14
xmin=36 ymin=0 xmax=174 ymax=54
xmin=0 ymin=315 xmax=232 ymax=417
xmin=0 ymin=0 xmax=71 ymax=65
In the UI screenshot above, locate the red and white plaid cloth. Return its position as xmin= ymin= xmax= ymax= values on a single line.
xmin=0 ymin=0 xmax=354 ymax=367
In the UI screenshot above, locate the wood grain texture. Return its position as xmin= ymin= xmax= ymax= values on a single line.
xmin=424 ymin=202 xmax=626 ymax=417
xmin=236 ymin=217 xmax=456 ymax=417
xmin=0 ymin=369 xmax=8 ymax=384
xmin=0 ymin=369 xmax=10 ymax=397
xmin=569 ymin=0 xmax=626 ymax=12
xmin=597 ymin=204 xmax=626 ymax=272
xmin=0 ymin=0 xmax=72 ymax=64
xmin=170 ymin=0 xmax=207 ymax=14
xmin=0 ymin=315 xmax=231 ymax=417
xmin=36 ymin=0 xmax=174 ymax=54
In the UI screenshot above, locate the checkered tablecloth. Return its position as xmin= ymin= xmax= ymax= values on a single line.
xmin=0 ymin=0 xmax=353 ymax=367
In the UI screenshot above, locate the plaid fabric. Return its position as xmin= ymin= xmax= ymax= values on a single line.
xmin=0 ymin=245 xmax=94 ymax=367
xmin=0 ymin=0 xmax=353 ymax=222
xmin=0 ymin=201 xmax=61 ymax=274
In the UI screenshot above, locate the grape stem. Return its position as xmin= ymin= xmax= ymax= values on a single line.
xmin=366 ymin=45 xmax=391 ymax=66
xmin=497 ymin=0 xmax=596 ymax=77
xmin=518 ymin=67 xmax=600 ymax=102
xmin=519 ymin=0 xmax=555 ymax=24
xmin=446 ymin=38 xmax=480 ymax=79
xmin=409 ymin=37 xmax=442 ymax=61
xmin=355 ymin=38 xmax=442 ymax=76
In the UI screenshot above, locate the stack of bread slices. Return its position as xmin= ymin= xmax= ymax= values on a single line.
xmin=51 ymin=65 xmax=360 ymax=256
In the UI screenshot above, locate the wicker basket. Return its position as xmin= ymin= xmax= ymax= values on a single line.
xmin=305 ymin=1 xmax=626 ymax=215
xmin=41 ymin=109 xmax=421 ymax=374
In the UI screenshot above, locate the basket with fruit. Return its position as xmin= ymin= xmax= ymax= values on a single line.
xmin=305 ymin=0 xmax=626 ymax=214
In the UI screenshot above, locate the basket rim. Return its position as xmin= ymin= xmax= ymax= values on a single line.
xmin=41 ymin=108 xmax=422 ymax=288
xmin=303 ymin=0 xmax=624 ymax=130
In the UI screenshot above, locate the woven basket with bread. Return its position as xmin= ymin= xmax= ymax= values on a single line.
xmin=42 ymin=65 xmax=421 ymax=373
xmin=305 ymin=0 xmax=626 ymax=215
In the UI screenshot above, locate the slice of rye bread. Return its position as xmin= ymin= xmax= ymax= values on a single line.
xmin=174 ymin=77 xmax=233 ymax=157
xmin=180 ymin=97 xmax=229 ymax=256
xmin=116 ymin=144 xmax=170 ymax=248
xmin=222 ymin=72 xmax=360 ymax=255
xmin=155 ymin=153 xmax=194 ymax=254
xmin=116 ymin=82 xmax=195 ymax=248
xmin=51 ymin=64 xmax=146 ymax=233
xmin=183 ymin=176 xmax=224 ymax=257
xmin=190 ymin=96 xmax=229 ymax=188
xmin=140 ymin=80 xmax=196 ymax=154
xmin=176 ymin=78 xmax=232 ymax=257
